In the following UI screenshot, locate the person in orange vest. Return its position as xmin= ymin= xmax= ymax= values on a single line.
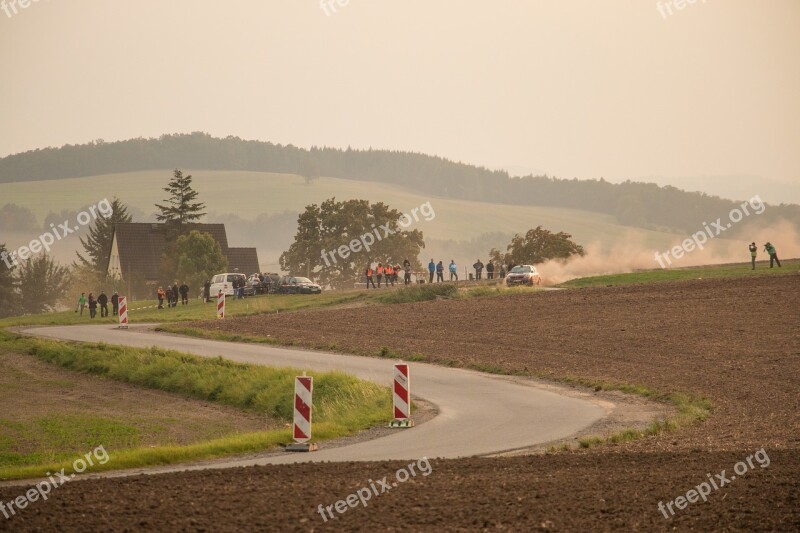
xmin=365 ymin=264 xmax=376 ymax=288
xmin=385 ymin=263 xmax=394 ymax=286
xmin=376 ymin=262 xmax=384 ymax=288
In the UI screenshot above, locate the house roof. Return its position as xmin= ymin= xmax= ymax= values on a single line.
xmin=111 ymin=223 xmax=258 ymax=281
xmin=225 ymin=247 xmax=261 ymax=275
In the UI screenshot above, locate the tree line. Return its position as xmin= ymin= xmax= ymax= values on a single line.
xmin=2 ymin=132 xmax=797 ymax=236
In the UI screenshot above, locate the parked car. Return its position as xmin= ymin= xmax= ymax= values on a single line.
xmin=276 ymin=276 xmax=322 ymax=294
xmin=210 ymin=272 xmax=247 ymax=296
xmin=505 ymin=265 xmax=542 ymax=286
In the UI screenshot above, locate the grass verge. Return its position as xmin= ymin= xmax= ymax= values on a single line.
xmin=0 ymin=331 xmax=391 ymax=480
xmin=0 ymin=291 xmax=372 ymax=329
xmin=0 ymin=281 xmax=547 ymax=329
xmin=559 ymin=259 xmax=799 ymax=288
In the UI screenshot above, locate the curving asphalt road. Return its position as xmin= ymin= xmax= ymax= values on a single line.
xmin=22 ymin=324 xmax=605 ymax=474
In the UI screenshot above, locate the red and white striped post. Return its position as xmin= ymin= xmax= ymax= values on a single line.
xmin=390 ymin=363 xmax=414 ymax=428
xmin=118 ymin=296 xmax=128 ymax=329
xmin=216 ymin=292 xmax=225 ymax=319
xmin=287 ymin=375 xmax=318 ymax=452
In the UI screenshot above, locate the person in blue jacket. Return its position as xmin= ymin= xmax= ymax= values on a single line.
xmin=449 ymin=260 xmax=458 ymax=281
xmin=428 ymin=259 xmax=436 ymax=284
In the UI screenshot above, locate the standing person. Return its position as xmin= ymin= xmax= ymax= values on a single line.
xmin=88 ymin=293 xmax=97 ymax=319
xmin=171 ymin=283 xmax=179 ymax=307
xmin=98 ymin=290 xmax=109 ymax=317
xmin=75 ymin=292 xmax=87 ymax=316
xmin=385 ymin=263 xmax=395 ymax=286
xmin=486 ymin=261 xmax=494 ymax=279
xmin=393 ymin=263 xmax=399 ymax=285
xmin=403 ymin=258 xmax=412 ymax=285
xmin=264 ymin=272 xmax=272 ymax=294
xmin=436 ymin=260 xmax=444 ymax=282
xmin=111 ymin=291 xmax=119 ymax=316
xmin=157 ymin=287 xmax=166 ymax=309
xmin=179 ymin=282 xmax=189 ymax=305
xmin=428 ymin=259 xmax=436 ymax=284
xmin=473 ymin=259 xmax=484 ymax=280
xmin=365 ymin=264 xmax=377 ymax=288
xmin=203 ymin=280 xmax=211 ymax=303
xmin=499 ymin=264 xmax=506 ymax=279
xmin=449 ymin=260 xmax=458 ymax=281
xmin=749 ymin=242 xmax=758 ymax=270
xmin=764 ymin=242 xmax=781 ymax=268
xmin=376 ymin=262 xmax=384 ymax=288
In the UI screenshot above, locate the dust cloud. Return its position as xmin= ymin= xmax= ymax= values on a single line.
xmin=540 ymin=220 xmax=800 ymax=285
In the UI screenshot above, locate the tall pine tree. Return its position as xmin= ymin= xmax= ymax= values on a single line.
xmin=76 ymin=197 xmax=132 ymax=276
xmin=155 ymin=169 xmax=206 ymax=241
xmin=155 ymin=169 xmax=206 ymax=282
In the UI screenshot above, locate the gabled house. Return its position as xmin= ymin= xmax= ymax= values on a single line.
xmin=107 ymin=223 xmax=259 ymax=282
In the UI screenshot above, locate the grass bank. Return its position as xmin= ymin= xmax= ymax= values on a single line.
xmin=0 ymin=291 xmax=373 ymax=328
xmin=559 ymin=259 xmax=799 ymax=288
xmin=0 ymin=282 xmax=543 ymax=329
xmin=0 ymin=331 xmax=391 ymax=480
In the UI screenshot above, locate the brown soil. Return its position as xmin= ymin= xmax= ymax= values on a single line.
xmin=1 ymin=274 xmax=798 ymax=531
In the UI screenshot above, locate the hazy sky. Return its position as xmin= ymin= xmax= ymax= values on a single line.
xmin=1 ymin=1 xmax=798 ymax=189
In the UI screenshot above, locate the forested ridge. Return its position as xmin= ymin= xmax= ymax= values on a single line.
xmin=2 ymin=132 xmax=797 ymax=234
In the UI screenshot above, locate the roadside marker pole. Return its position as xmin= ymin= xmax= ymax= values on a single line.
xmin=287 ymin=375 xmax=318 ymax=452
xmin=390 ymin=363 xmax=415 ymax=428
xmin=118 ymin=296 xmax=128 ymax=329
xmin=217 ymin=293 xmax=225 ymax=319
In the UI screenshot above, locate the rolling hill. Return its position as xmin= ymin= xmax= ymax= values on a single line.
xmin=0 ymin=169 xmax=749 ymax=274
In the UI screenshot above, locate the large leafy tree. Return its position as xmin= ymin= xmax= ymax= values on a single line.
xmin=16 ymin=254 xmax=71 ymax=314
xmin=490 ymin=226 xmax=585 ymax=266
xmin=175 ymin=231 xmax=228 ymax=294
xmin=0 ymin=243 xmax=20 ymax=318
xmin=76 ymin=197 xmax=132 ymax=275
xmin=155 ymin=169 xmax=206 ymax=238
xmin=280 ymin=198 xmax=425 ymax=288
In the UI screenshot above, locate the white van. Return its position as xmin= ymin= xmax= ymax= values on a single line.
xmin=210 ymin=272 xmax=246 ymax=296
